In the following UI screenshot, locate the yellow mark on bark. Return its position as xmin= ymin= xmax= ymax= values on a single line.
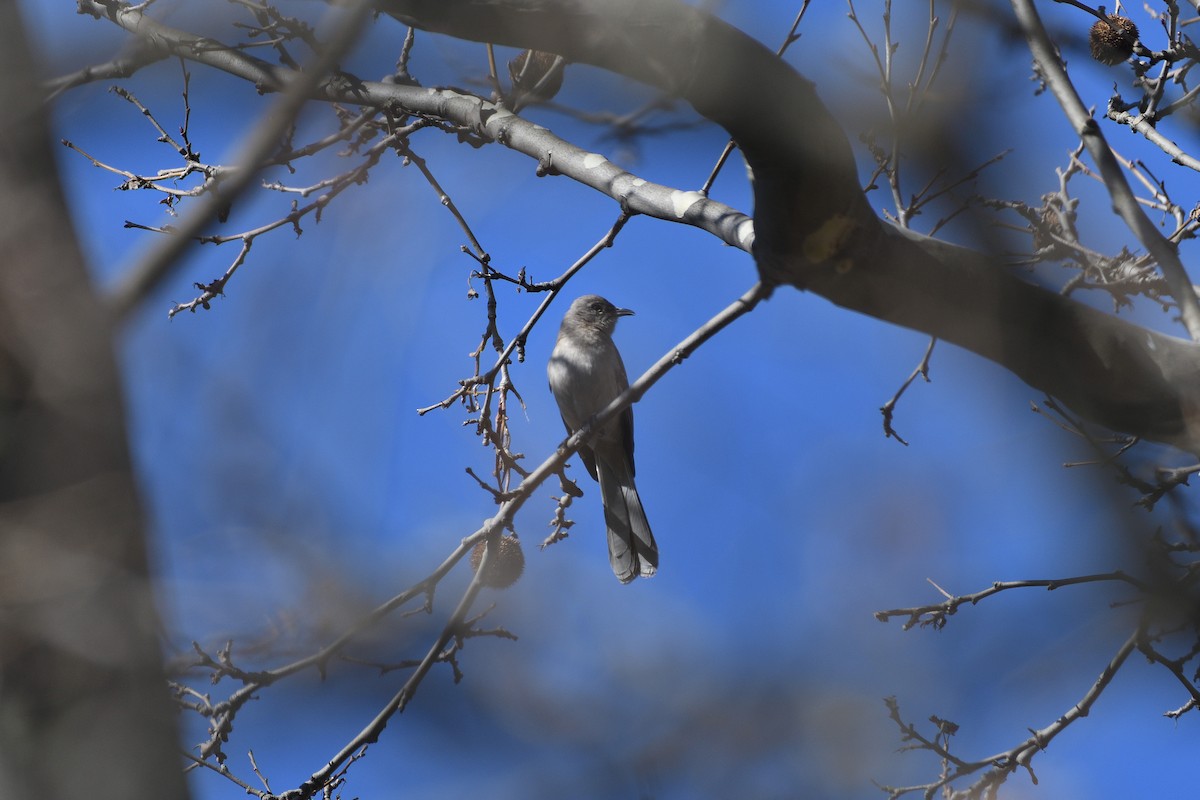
xmin=802 ymin=215 xmax=856 ymax=267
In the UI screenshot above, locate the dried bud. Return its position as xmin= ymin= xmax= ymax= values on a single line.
xmin=469 ymin=535 xmax=525 ymax=589
xmin=508 ymin=49 xmax=564 ymax=101
xmin=1089 ymin=14 xmax=1138 ymax=66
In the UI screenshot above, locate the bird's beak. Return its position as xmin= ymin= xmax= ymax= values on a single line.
xmin=616 ymin=307 xmax=635 ymax=317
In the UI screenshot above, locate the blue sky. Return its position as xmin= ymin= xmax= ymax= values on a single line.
xmin=20 ymin=1 xmax=1200 ymax=797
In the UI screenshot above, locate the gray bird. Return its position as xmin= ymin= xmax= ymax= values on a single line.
xmin=547 ymin=295 xmax=658 ymax=583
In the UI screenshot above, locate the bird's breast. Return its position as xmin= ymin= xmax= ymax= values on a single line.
xmin=548 ymin=339 xmax=624 ymax=429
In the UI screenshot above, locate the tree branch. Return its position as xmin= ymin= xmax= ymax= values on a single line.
xmin=373 ymin=0 xmax=1200 ymax=454
xmin=86 ymin=0 xmax=1200 ymax=452
xmin=95 ymin=0 xmax=374 ymax=320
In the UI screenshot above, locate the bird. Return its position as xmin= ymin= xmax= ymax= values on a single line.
xmin=547 ymin=295 xmax=658 ymax=583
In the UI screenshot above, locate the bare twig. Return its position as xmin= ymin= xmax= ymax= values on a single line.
xmin=880 ymin=628 xmax=1141 ymax=798
xmin=880 ymin=337 xmax=936 ymax=446
xmin=874 ymin=571 xmax=1147 ymax=630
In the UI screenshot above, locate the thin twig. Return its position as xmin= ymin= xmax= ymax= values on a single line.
xmin=874 ymin=571 xmax=1148 ymax=630
xmin=881 ymin=628 xmax=1141 ymax=798
xmin=880 ymin=337 xmax=936 ymax=446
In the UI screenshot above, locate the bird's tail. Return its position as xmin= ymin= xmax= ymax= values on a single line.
xmin=597 ymin=458 xmax=658 ymax=583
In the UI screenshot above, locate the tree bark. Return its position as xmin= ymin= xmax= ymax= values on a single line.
xmin=0 ymin=6 xmax=189 ymax=799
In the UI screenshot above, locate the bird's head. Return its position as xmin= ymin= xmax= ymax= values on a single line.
xmin=564 ymin=294 xmax=634 ymax=337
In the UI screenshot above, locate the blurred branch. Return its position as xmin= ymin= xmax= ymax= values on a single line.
xmin=290 ymin=545 xmax=497 ymax=800
xmin=0 ymin=4 xmax=188 ymax=798
xmin=173 ymin=532 xmax=451 ymax=764
xmin=43 ymin=38 xmax=168 ymax=99
xmin=163 ymin=117 xmax=434 ymax=317
xmin=1029 ymin=395 xmax=1200 ymax=509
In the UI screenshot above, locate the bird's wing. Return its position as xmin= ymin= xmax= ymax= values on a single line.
xmin=561 ymin=414 xmax=599 ymax=480
xmin=612 ymin=349 xmax=635 ymax=475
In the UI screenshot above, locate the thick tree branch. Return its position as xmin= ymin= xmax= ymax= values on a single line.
xmin=374 ymin=0 xmax=1200 ymax=454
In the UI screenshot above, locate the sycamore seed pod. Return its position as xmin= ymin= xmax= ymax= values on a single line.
xmin=1089 ymin=14 xmax=1138 ymax=66
xmin=469 ymin=535 xmax=525 ymax=589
